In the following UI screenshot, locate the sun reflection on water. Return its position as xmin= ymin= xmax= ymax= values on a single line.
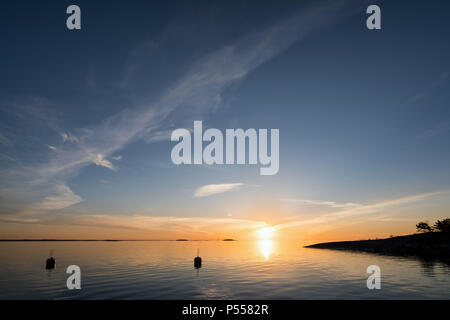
xmin=258 ymin=239 xmax=273 ymax=261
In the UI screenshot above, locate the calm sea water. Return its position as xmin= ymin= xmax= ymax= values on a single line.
xmin=0 ymin=240 xmax=449 ymax=299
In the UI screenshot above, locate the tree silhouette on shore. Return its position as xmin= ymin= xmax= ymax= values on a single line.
xmin=416 ymin=218 xmax=450 ymax=233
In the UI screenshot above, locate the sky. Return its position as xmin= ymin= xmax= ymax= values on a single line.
xmin=0 ymin=0 xmax=450 ymax=241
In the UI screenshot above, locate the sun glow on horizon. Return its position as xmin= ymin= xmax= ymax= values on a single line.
xmin=257 ymin=227 xmax=275 ymax=239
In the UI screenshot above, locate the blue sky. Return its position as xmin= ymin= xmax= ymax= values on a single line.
xmin=1 ymin=0 xmax=450 ymax=240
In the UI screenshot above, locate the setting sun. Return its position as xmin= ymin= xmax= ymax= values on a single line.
xmin=258 ymin=227 xmax=275 ymax=239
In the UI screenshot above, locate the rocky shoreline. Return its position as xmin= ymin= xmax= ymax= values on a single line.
xmin=305 ymin=232 xmax=450 ymax=261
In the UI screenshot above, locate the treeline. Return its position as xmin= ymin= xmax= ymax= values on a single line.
xmin=416 ymin=218 xmax=450 ymax=233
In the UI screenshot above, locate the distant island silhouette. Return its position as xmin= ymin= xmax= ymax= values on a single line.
xmin=306 ymin=218 xmax=450 ymax=261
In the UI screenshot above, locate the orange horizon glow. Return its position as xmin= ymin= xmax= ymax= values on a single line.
xmin=0 ymin=216 xmax=420 ymax=243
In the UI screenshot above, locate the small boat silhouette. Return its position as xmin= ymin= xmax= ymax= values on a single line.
xmin=194 ymin=248 xmax=202 ymax=269
xmin=45 ymin=249 xmax=56 ymax=269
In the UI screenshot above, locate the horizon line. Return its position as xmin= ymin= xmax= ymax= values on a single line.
xmin=0 ymin=239 xmax=238 ymax=242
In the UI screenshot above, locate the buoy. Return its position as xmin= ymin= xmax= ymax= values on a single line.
xmin=45 ymin=249 xmax=56 ymax=269
xmin=194 ymin=248 xmax=202 ymax=269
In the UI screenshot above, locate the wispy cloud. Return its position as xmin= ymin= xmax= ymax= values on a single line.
xmin=194 ymin=183 xmax=244 ymax=198
xmin=419 ymin=120 xmax=450 ymax=138
xmin=0 ymin=134 xmax=12 ymax=146
xmin=0 ymin=217 xmax=40 ymax=224
xmin=92 ymin=154 xmax=116 ymax=171
xmin=282 ymin=198 xmax=360 ymax=208
xmin=32 ymin=1 xmax=358 ymax=181
xmin=0 ymin=213 xmax=268 ymax=239
xmin=33 ymin=184 xmax=84 ymax=212
xmin=274 ymin=190 xmax=450 ymax=231
xmin=60 ymin=132 xmax=80 ymax=143
xmin=407 ymin=70 xmax=450 ymax=105
xmin=4 ymin=184 xmax=85 ymax=216
xmin=0 ymin=0 xmax=363 ymax=216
